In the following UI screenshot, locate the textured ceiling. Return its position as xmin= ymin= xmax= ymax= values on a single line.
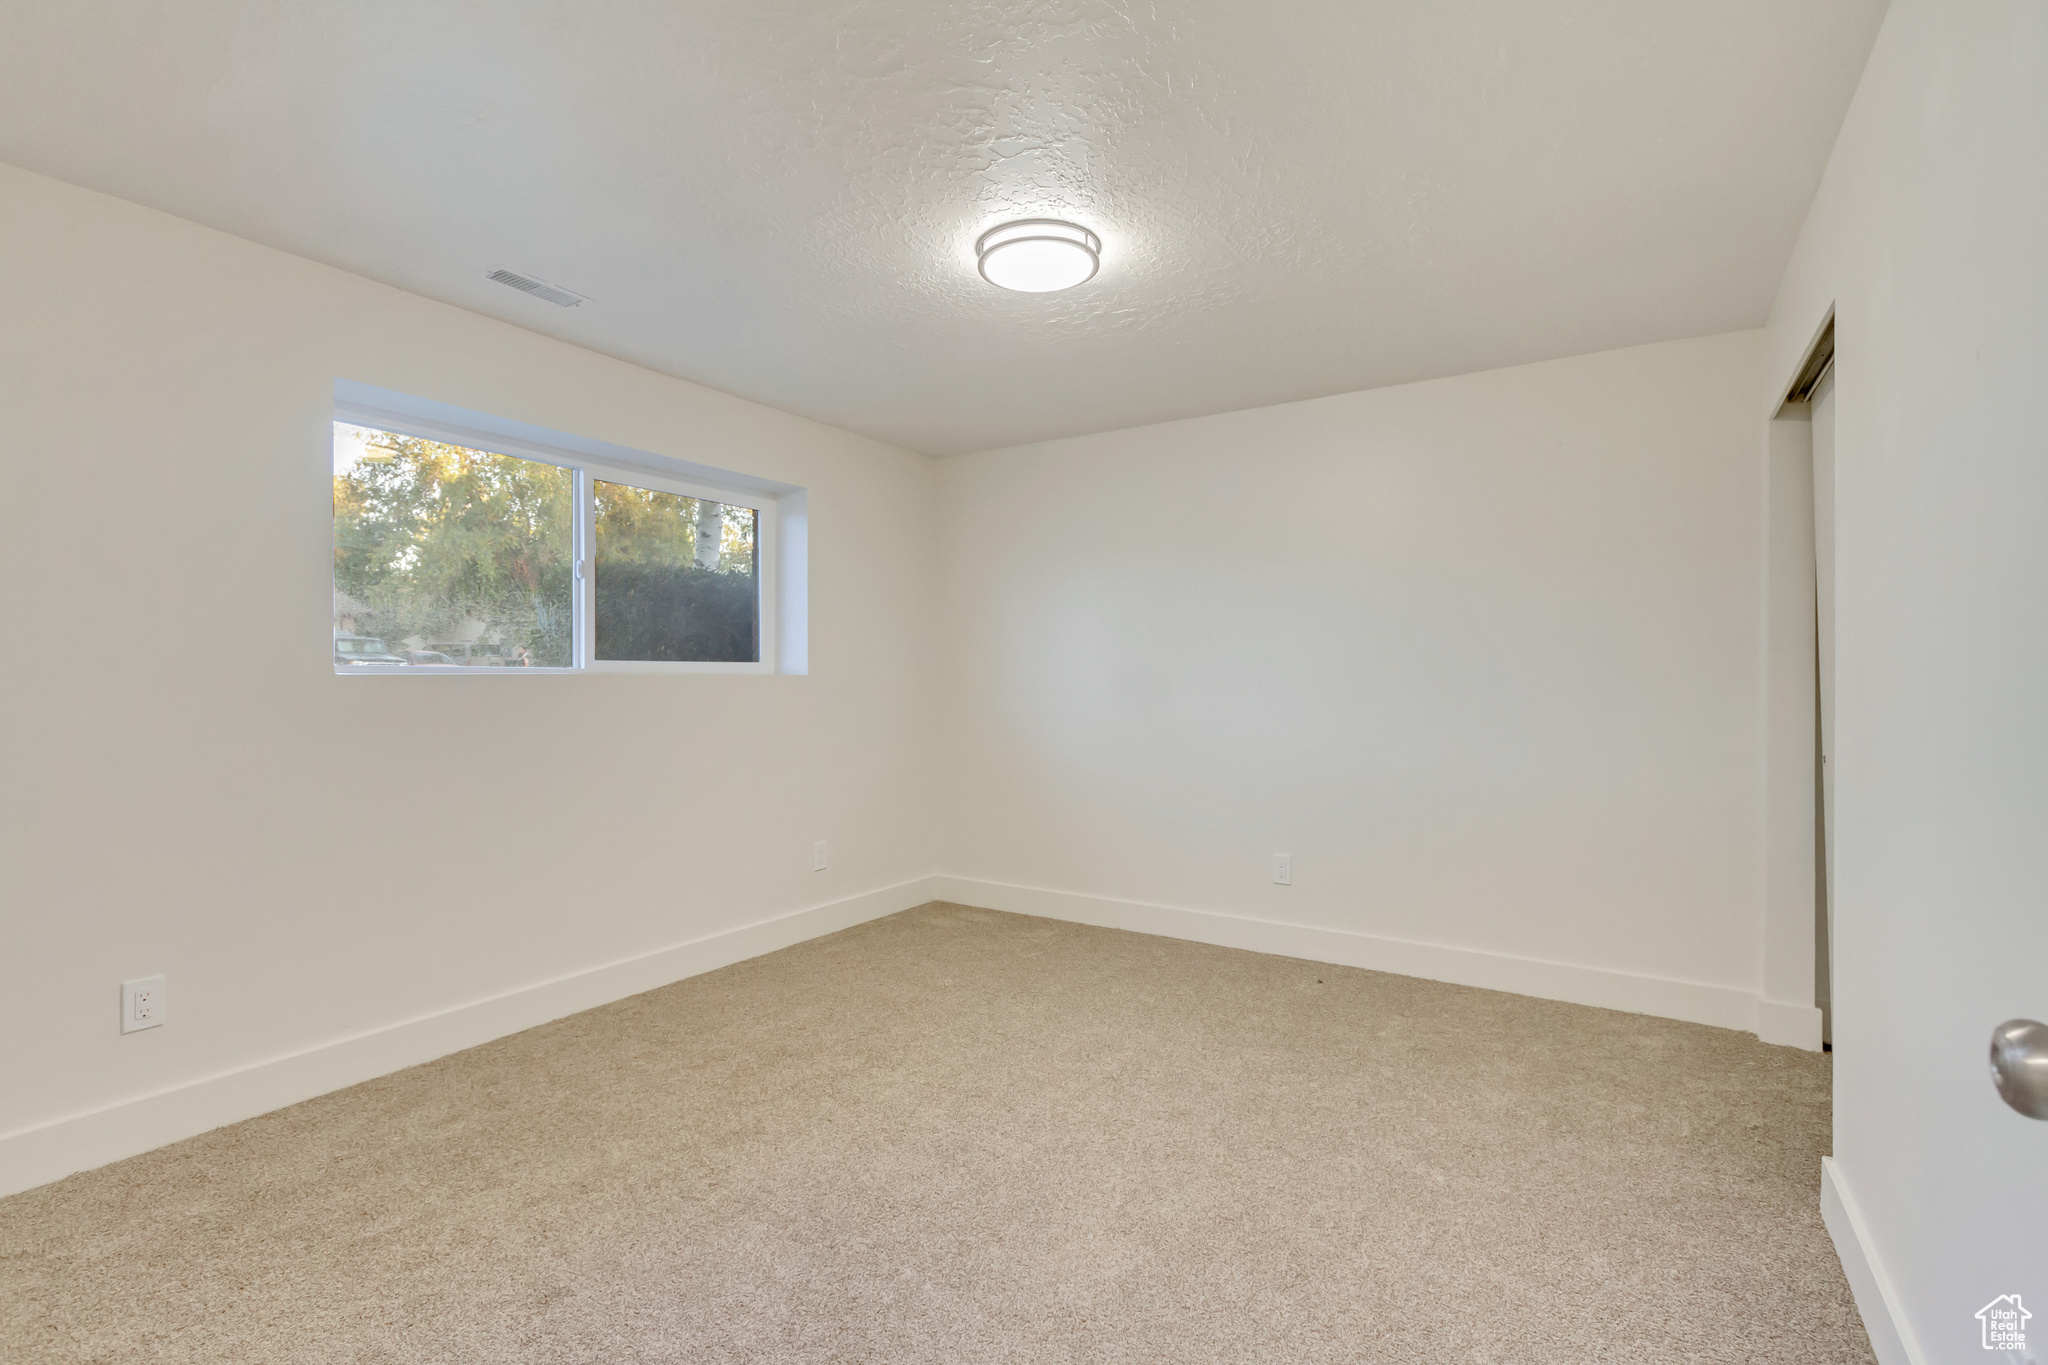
xmin=0 ymin=2 xmax=1887 ymax=455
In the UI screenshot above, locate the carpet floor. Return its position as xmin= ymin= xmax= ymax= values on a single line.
xmin=1 ymin=903 xmax=1873 ymax=1364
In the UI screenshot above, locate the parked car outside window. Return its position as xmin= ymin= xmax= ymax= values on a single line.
xmin=334 ymin=634 xmax=408 ymax=665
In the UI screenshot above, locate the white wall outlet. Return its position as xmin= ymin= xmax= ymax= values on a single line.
xmin=813 ymin=840 xmax=829 ymax=872
xmin=121 ymin=975 xmax=166 ymax=1033
xmin=1271 ymin=854 xmax=1292 ymax=886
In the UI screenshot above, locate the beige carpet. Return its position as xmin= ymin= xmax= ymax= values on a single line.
xmin=1 ymin=903 xmax=1872 ymax=1364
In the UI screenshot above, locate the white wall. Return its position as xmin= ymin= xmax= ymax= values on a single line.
xmin=936 ymin=331 xmax=1776 ymax=1029
xmin=0 ymin=162 xmax=942 ymax=1195
xmin=1764 ymin=1 xmax=2048 ymax=1359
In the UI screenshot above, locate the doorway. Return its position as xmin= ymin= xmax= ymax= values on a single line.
xmin=1809 ymin=360 xmax=1836 ymax=1040
xmin=1768 ymin=318 xmax=1835 ymax=1047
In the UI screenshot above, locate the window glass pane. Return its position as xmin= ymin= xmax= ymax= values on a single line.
xmin=594 ymin=480 xmax=758 ymax=662
xmin=332 ymin=423 xmax=573 ymax=667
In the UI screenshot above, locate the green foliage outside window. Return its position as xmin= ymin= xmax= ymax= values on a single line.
xmin=334 ymin=425 xmax=759 ymax=666
xmin=335 ymin=430 xmax=574 ymax=664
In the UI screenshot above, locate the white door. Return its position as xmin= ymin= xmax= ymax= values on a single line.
xmin=1811 ymin=366 xmax=1835 ymax=1017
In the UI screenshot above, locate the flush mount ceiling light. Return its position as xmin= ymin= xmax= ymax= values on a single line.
xmin=976 ymin=219 xmax=1102 ymax=292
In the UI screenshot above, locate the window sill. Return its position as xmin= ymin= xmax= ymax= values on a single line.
xmin=333 ymin=663 xmax=772 ymax=676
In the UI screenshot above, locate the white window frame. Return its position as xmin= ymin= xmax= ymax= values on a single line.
xmin=333 ymin=401 xmax=783 ymax=676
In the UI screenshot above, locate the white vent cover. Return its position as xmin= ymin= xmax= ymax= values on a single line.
xmin=484 ymin=267 xmax=585 ymax=308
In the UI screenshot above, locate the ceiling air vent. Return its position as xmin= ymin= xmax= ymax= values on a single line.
xmin=484 ymin=266 xmax=586 ymax=308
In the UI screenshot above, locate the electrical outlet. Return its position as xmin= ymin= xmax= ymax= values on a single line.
xmin=1271 ymin=854 xmax=1292 ymax=886
xmin=813 ymin=840 xmax=829 ymax=872
xmin=121 ymin=975 xmax=166 ymax=1034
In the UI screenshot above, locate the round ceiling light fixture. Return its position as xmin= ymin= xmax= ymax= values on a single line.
xmin=976 ymin=219 xmax=1102 ymax=292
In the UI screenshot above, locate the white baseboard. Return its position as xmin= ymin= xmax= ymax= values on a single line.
xmin=1821 ymin=1156 xmax=1925 ymax=1365
xmin=1757 ymin=998 xmax=1826 ymax=1051
xmin=0 ymin=876 xmax=941 ymax=1200
xmin=930 ymin=876 xmax=1763 ymax=1034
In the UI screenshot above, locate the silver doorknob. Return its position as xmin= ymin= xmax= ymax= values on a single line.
xmin=1990 ymin=1019 xmax=2048 ymax=1119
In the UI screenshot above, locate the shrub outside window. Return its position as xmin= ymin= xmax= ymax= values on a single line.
xmin=333 ymin=418 xmax=773 ymax=672
xmin=593 ymin=480 xmax=757 ymax=662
